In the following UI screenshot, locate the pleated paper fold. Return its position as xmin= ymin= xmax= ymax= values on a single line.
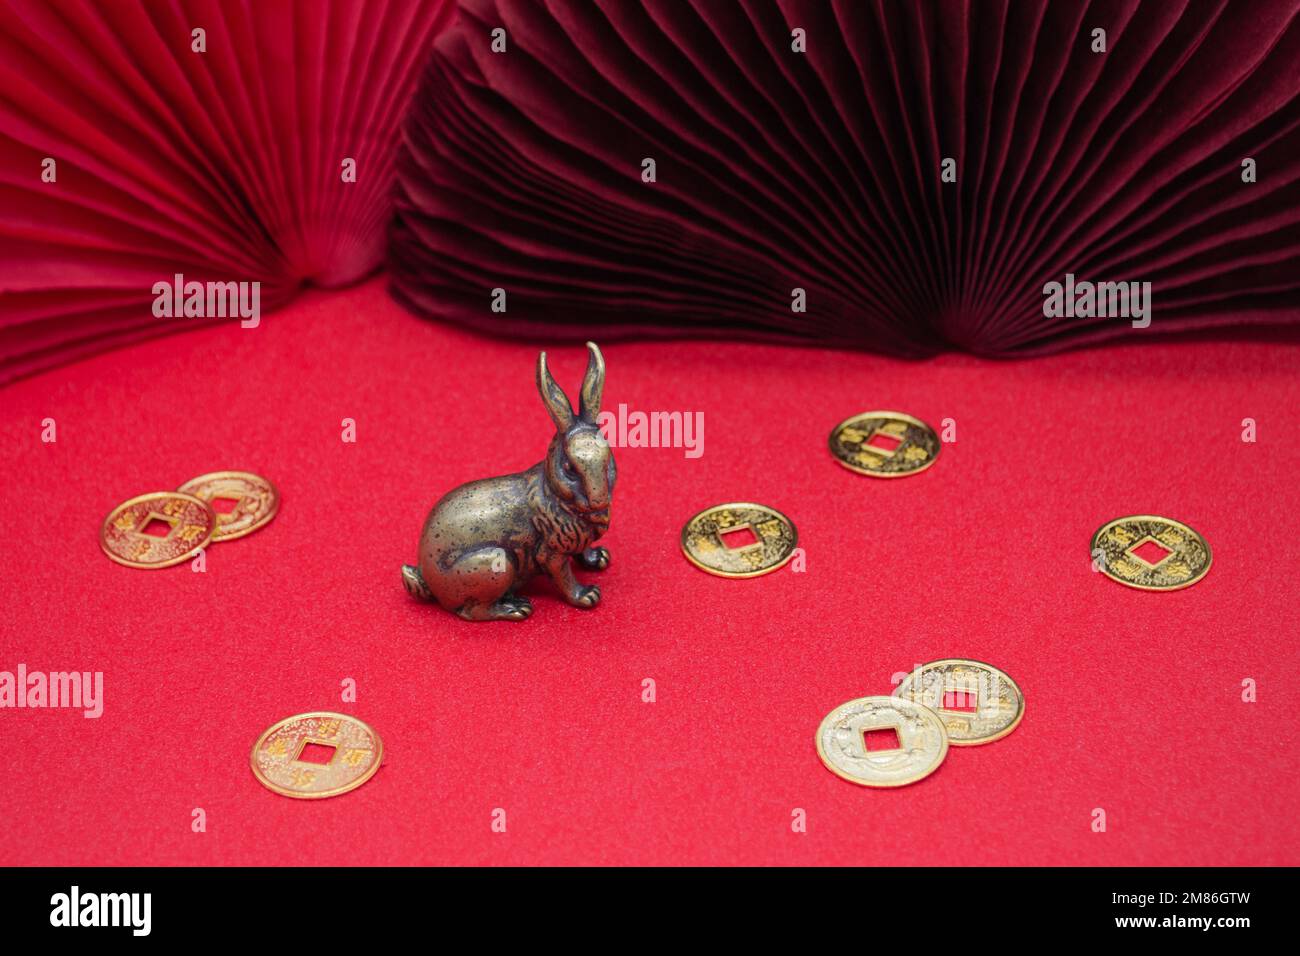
xmin=0 ymin=0 xmax=453 ymax=383
xmin=391 ymin=0 xmax=1300 ymax=355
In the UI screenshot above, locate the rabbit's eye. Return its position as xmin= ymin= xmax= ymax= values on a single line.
xmin=561 ymin=458 xmax=578 ymax=479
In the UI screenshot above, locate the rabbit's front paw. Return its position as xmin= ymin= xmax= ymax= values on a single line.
xmin=572 ymin=584 xmax=601 ymax=609
xmin=580 ymin=546 xmax=610 ymax=570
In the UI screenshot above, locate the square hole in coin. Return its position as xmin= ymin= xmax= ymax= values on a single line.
xmin=718 ymin=525 xmax=760 ymax=549
xmin=211 ymin=495 xmax=240 ymax=515
xmin=942 ymin=689 xmax=979 ymax=712
xmin=1129 ymin=538 xmax=1173 ymax=567
xmin=294 ymin=742 xmax=338 ymax=765
xmin=139 ymin=516 xmax=175 ymax=538
xmin=865 ymin=430 xmax=902 ymax=453
xmin=863 ymin=728 xmax=902 ymax=753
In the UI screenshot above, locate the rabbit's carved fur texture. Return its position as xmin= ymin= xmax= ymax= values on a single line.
xmin=402 ymin=343 xmax=615 ymax=621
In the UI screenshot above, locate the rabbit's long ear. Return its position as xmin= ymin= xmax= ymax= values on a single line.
xmin=537 ymin=351 xmax=575 ymax=432
xmin=578 ymin=341 xmax=605 ymax=424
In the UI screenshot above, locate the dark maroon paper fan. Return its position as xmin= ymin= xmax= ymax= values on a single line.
xmin=391 ymin=0 xmax=1300 ymax=356
xmin=0 ymin=0 xmax=454 ymax=383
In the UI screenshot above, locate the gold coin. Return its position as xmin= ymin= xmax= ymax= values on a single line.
xmin=250 ymin=712 xmax=383 ymax=799
xmin=680 ymin=502 xmax=798 ymax=578
xmin=892 ymin=659 xmax=1024 ymax=746
xmin=100 ymin=491 xmax=216 ymax=569
xmin=815 ymin=695 xmax=948 ymax=787
xmin=177 ymin=471 xmax=279 ymax=541
xmin=829 ymin=410 xmax=940 ymax=477
xmin=1091 ymin=515 xmax=1211 ymax=591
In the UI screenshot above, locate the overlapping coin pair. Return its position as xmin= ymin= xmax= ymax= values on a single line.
xmin=817 ymin=659 xmax=1024 ymax=788
xmin=680 ymin=411 xmax=937 ymax=577
xmin=99 ymin=471 xmax=279 ymax=569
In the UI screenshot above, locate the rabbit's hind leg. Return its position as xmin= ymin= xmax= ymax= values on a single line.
xmin=434 ymin=546 xmax=532 ymax=622
xmin=459 ymin=594 xmax=533 ymax=622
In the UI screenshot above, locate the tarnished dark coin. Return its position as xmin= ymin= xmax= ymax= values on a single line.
xmin=680 ymin=502 xmax=797 ymax=578
xmin=829 ymin=411 xmax=940 ymax=477
xmin=1091 ymin=515 xmax=1211 ymax=591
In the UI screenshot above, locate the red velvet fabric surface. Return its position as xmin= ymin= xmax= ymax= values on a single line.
xmin=1 ymin=278 xmax=1297 ymax=865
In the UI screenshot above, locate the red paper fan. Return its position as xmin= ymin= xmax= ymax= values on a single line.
xmin=0 ymin=0 xmax=454 ymax=383
xmin=390 ymin=0 xmax=1300 ymax=355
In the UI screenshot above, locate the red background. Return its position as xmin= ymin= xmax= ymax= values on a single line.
xmin=1 ymin=278 xmax=1297 ymax=865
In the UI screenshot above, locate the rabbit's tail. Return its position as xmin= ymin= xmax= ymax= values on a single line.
xmin=401 ymin=564 xmax=434 ymax=601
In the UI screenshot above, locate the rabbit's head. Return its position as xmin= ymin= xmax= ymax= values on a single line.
xmin=536 ymin=342 xmax=615 ymax=527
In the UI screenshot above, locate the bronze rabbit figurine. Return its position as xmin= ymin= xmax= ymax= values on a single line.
xmin=402 ymin=342 xmax=615 ymax=621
